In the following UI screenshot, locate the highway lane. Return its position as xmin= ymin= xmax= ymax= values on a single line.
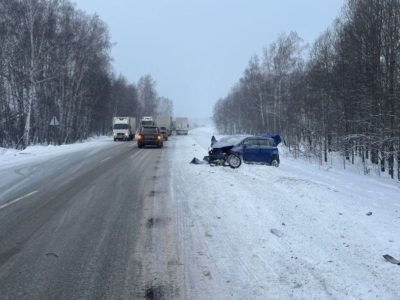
xmin=0 ymin=140 xmax=177 ymax=299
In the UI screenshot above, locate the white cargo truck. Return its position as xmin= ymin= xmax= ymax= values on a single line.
xmin=140 ymin=116 xmax=155 ymax=127
xmin=112 ymin=117 xmax=136 ymax=141
xmin=156 ymin=115 xmax=172 ymax=135
xmin=175 ymin=117 xmax=189 ymax=135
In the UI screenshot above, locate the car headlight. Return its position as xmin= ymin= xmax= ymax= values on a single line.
xmin=125 ymin=132 xmax=129 ymax=136
xmin=113 ymin=133 xmax=117 ymax=137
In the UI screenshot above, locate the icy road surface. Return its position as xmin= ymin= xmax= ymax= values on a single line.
xmin=0 ymin=129 xmax=399 ymax=299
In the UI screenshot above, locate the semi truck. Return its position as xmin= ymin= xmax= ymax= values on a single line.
xmin=175 ymin=117 xmax=189 ymax=135
xmin=156 ymin=115 xmax=172 ymax=136
xmin=112 ymin=117 xmax=136 ymax=141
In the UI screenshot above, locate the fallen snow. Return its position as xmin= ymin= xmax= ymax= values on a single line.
xmin=0 ymin=136 xmax=111 ymax=170
xmin=170 ymin=126 xmax=400 ymax=299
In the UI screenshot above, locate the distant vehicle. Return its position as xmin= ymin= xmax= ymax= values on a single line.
xmin=159 ymin=126 xmax=169 ymax=141
xmin=113 ymin=117 xmax=136 ymax=141
xmin=204 ymin=135 xmax=281 ymax=168
xmin=137 ymin=126 xmax=163 ymax=148
xmin=140 ymin=116 xmax=155 ymax=127
xmin=156 ymin=115 xmax=172 ymax=136
xmin=175 ymin=117 xmax=189 ymax=135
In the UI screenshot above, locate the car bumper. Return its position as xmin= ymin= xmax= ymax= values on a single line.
xmin=138 ymin=140 xmax=162 ymax=146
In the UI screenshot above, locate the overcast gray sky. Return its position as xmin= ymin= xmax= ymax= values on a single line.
xmin=74 ymin=0 xmax=345 ymax=119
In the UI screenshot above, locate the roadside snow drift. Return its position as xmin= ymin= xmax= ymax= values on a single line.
xmin=0 ymin=136 xmax=110 ymax=169
xmin=169 ymin=126 xmax=400 ymax=299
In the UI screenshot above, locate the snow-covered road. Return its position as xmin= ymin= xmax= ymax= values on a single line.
xmin=170 ymin=127 xmax=400 ymax=299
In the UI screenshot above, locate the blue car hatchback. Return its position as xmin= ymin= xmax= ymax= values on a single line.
xmin=205 ymin=135 xmax=281 ymax=168
xmin=231 ymin=136 xmax=280 ymax=166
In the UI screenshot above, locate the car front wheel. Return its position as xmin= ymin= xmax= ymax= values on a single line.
xmin=227 ymin=154 xmax=241 ymax=169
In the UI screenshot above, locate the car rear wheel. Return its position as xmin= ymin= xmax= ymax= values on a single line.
xmin=227 ymin=154 xmax=241 ymax=169
xmin=271 ymin=159 xmax=279 ymax=167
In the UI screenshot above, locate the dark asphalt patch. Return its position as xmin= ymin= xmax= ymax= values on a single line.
xmin=46 ymin=252 xmax=59 ymax=258
xmin=145 ymin=285 xmax=164 ymax=299
xmin=146 ymin=217 xmax=171 ymax=228
xmin=146 ymin=217 xmax=161 ymax=228
xmin=0 ymin=246 xmax=20 ymax=266
xmin=144 ymin=284 xmax=178 ymax=300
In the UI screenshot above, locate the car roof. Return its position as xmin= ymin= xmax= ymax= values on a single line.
xmin=212 ymin=135 xmax=277 ymax=149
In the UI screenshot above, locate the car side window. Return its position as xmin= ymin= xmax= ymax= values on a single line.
xmin=243 ymin=138 xmax=259 ymax=146
xmin=258 ymin=138 xmax=274 ymax=147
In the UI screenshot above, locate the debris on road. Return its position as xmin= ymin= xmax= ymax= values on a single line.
xmin=383 ymin=254 xmax=400 ymax=265
xmin=270 ymin=228 xmax=284 ymax=238
xmin=46 ymin=252 xmax=59 ymax=258
xmin=190 ymin=157 xmax=206 ymax=164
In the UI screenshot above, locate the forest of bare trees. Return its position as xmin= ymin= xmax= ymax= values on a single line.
xmin=0 ymin=0 xmax=169 ymax=149
xmin=213 ymin=0 xmax=400 ymax=180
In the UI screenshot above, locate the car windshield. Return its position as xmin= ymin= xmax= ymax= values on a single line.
xmin=141 ymin=127 xmax=158 ymax=134
xmin=160 ymin=127 xmax=167 ymax=130
xmin=218 ymin=136 xmax=248 ymax=146
xmin=113 ymin=124 xmax=128 ymax=129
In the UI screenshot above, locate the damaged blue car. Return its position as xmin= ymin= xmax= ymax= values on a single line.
xmin=203 ymin=134 xmax=281 ymax=168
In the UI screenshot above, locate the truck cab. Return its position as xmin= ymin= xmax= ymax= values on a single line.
xmin=113 ymin=117 xmax=136 ymax=141
xmin=140 ymin=116 xmax=155 ymax=127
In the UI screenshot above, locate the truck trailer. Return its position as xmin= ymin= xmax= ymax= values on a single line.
xmin=156 ymin=115 xmax=172 ymax=135
xmin=175 ymin=117 xmax=189 ymax=135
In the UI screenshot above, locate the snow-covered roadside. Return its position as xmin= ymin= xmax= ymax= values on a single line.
xmin=0 ymin=136 xmax=112 ymax=170
xmin=171 ymin=126 xmax=400 ymax=299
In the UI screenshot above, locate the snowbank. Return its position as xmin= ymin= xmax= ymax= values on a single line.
xmin=0 ymin=136 xmax=111 ymax=169
xmin=170 ymin=126 xmax=400 ymax=299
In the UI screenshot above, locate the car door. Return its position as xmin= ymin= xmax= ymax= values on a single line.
xmin=258 ymin=138 xmax=274 ymax=163
xmin=242 ymin=138 xmax=259 ymax=162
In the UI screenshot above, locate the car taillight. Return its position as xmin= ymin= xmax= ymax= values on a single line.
xmin=138 ymin=134 xmax=144 ymax=140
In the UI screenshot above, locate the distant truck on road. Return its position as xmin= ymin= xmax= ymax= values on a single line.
xmin=113 ymin=117 xmax=136 ymax=141
xmin=175 ymin=117 xmax=189 ymax=135
xmin=156 ymin=115 xmax=172 ymax=136
xmin=140 ymin=116 xmax=155 ymax=127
